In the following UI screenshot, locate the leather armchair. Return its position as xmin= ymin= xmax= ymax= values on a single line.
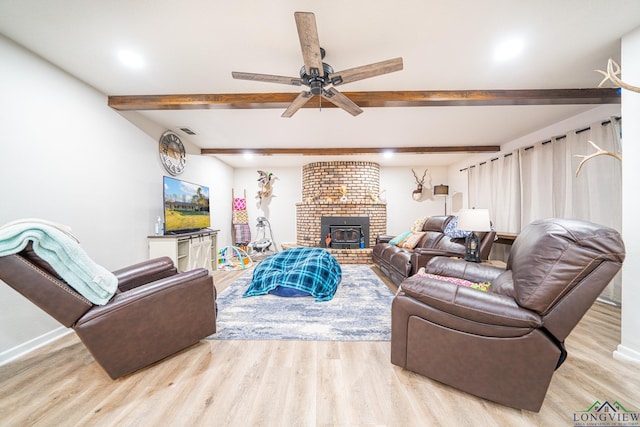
xmin=391 ymin=218 xmax=625 ymax=411
xmin=0 ymin=244 xmax=217 ymax=379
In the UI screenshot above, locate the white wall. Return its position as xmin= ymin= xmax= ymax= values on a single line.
xmin=232 ymin=167 xmax=301 ymax=249
xmin=380 ymin=166 xmax=450 ymax=235
xmin=0 ymin=35 xmax=233 ymax=363
xmin=616 ymin=26 xmax=640 ymax=365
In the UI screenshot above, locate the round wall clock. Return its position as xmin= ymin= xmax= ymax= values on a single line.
xmin=159 ymin=131 xmax=186 ymax=175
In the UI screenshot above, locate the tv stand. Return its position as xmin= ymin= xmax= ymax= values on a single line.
xmin=148 ymin=229 xmax=219 ymax=273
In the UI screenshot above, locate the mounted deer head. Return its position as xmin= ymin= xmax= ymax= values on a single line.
xmin=411 ymin=168 xmax=428 ymax=200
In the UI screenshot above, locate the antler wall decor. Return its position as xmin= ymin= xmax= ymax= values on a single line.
xmin=574 ymin=140 xmax=622 ymax=177
xmin=595 ymin=58 xmax=640 ymax=93
xmin=577 ymin=59 xmax=630 ymax=177
xmin=411 ymin=168 xmax=429 ymax=200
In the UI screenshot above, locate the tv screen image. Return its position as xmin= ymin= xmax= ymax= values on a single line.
xmin=163 ymin=176 xmax=210 ymax=234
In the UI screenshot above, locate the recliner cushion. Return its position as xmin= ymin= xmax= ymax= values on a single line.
xmin=415 ymin=272 xmax=491 ymax=292
xmin=400 ymin=275 xmax=542 ymax=329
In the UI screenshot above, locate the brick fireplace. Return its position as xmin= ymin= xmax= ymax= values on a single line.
xmin=296 ymin=161 xmax=387 ymax=263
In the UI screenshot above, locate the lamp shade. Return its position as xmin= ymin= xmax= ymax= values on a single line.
xmin=433 ymin=185 xmax=449 ymax=196
xmin=457 ymin=209 xmax=491 ymax=232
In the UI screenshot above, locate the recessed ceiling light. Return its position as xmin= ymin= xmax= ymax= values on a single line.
xmin=117 ymin=50 xmax=144 ymax=69
xmin=383 ymin=150 xmax=394 ymax=158
xmin=494 ymin=38 xmax=524 ymax=62
xmin=243 ymin=151 xmax=253 ymax=160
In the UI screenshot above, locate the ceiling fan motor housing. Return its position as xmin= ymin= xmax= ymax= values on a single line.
xmin=299 ymin=62 xmax=334 ymax=95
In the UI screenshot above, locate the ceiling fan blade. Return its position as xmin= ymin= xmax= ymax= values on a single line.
xmin=321 ymin=87 xmax=363 ymax=116
xmin=281 ymin=91 xmax=314 ymax=118
xmin=232 ymin=71 xmax=303 ymax=87
xmin=294 ymin=12 xmax=324 ymax=77
xmin=329 ymin=57 xmax=403 ymax=86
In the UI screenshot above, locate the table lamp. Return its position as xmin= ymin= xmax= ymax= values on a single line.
xmin=456 ymin=208 xmax=491 ymax=262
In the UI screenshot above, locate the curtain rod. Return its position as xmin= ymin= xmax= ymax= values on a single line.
xmin=459 ymin=116 xmax=621 ymax=172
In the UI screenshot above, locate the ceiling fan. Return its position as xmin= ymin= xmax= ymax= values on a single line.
xmin=231 ymin=11 xmax=403 ymax=118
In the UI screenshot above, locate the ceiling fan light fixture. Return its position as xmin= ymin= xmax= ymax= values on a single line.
xmin=309 ymin=80 xmax=324 ymax=95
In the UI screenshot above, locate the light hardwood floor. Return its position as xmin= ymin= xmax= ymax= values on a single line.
xmin=1 ymin=266 xmax=638 ymax=427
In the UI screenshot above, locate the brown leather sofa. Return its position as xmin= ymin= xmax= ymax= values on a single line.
xmin=391 ymin=218 xmax=625 ymax=411
xmin=372 ymin=215 xmax=495 ymax=286
xmin=0 ymin=245 xmax=217 ymax=379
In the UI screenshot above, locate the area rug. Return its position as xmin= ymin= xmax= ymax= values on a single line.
xmin=208 ymin=264 xmax=395 ymax=341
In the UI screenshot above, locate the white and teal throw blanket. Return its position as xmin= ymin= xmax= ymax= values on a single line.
xmin=243 ymin=247 xmax=342 ymax=302
xmin=0 ymin=219 xmax=117 ymax=305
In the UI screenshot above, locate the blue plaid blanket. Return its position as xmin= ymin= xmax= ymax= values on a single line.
xmin=243 ymin=247 xmax=342 ymax=302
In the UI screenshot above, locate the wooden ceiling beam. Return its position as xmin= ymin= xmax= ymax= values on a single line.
xmin=200 ymin=146 xmax=500 ymax=156
xmin=108 ymin=88 xmax=620 ymax=111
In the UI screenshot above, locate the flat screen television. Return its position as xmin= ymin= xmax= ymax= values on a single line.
xmin=163 ymin=176 xmax=210 ymax=234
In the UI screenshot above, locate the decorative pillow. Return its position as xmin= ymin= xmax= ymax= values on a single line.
xmin=389 ymin=231 xmax=413 ymax=246
xmin=415 ymin=272 xmax=491 ymax=292
xmin=400 ymin=231 xmax=426 ymax=249
xmin=411 ymin=216 xmax=428 ymax=232
xmin=445 ymin=215 xmax=498 ymax=240
xmin=444 ymin=216 xmax=471 ymax=239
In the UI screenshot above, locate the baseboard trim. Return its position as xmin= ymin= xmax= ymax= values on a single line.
xmin=0 ymin=327 xmax=72 ymax=366
xmin=613 ymin=344 xmax=640 ymax=365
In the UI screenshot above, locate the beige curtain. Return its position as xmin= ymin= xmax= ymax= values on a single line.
xmin=468 ymin=117 xmax=622 ymax=302
xmin=467 ymin=151 xmax=522 ymax=230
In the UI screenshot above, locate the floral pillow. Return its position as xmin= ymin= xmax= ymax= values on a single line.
xmin=444 ymin=216 xmax=471 ymax=239
xmin=415 ymin=272 xmax=491 ymax=292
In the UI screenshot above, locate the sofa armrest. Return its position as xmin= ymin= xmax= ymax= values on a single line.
xmin=112 ymin=257 xmax=178 ymax=292
xmin=399 ymin=274 xmax=541 ymax=328
xmin=376 ymin=235 xmax=395 ymax=244
xmin=410 ymin=249 xmax=461 ymax=275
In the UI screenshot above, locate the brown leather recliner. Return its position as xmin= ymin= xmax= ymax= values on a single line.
xmin=391 ymin=218 xmax=625 ymax=412
xmin=0 ymin=244 xmax=217 ymax=379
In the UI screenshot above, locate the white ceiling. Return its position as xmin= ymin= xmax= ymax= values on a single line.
xmin=1 ymin=0 xmax=638 ymax=168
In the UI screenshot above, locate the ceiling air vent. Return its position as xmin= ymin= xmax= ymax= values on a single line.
xmin=179 ymin=127 xmax=196 ymax=135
